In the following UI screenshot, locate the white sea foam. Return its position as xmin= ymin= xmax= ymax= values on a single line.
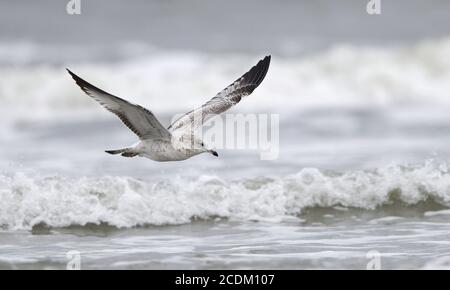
xmin=1 ymin=38 xmax=450 ymax=124
xmin=423 ymin=209 xmax=450 ymax=217
xmin=1 ymin=161 xmax=449 ymax=230
xmin=422 ymin=256 xmax=450 ymax=270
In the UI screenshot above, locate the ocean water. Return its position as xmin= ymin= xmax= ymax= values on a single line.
xmin=1 ymin=0 xmax=450 ymax=270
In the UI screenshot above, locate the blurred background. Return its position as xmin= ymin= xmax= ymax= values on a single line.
xmin=1 ymin=0 xmax=450 ymax=177
xmin=1 ymin=0 xmax=450 ymax=269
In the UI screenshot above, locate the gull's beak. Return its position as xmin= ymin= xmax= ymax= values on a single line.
xmin=209 ymin=150 xmax=219 ymax=157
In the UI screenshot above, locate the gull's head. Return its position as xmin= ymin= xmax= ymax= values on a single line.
xmin=197 ymin=140 xmax=218 ymax=157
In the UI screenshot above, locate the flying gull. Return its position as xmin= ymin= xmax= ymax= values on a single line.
xmin=67 ymin=55 xmax=271 ymax=161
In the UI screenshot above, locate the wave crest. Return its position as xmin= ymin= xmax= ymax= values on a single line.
xmin=1 ymin=161 xmax=450 ymax=230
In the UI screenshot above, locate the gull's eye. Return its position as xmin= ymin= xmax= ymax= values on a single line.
xmin=201 ymin=142 xmax=204 ymax=147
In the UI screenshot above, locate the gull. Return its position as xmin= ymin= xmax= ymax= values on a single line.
xmin=67 ymin=55 xmax=271 ymax=162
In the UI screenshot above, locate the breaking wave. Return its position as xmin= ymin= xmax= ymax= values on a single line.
xmin=1 ymin=161 xmax=450 ymax=230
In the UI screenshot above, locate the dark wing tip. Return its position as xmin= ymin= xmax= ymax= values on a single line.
xmin=253 ymin=55 xmax=271 ymax=73
xmin=66 ymin=68 xmax=79 ymax=81
xmin=66 ymin=68 xmax=84 ymax=86
xmin=66 ymin=68 xmax=111 ymax=97
xmin=240 ymin=55 xmax=271 ymax=94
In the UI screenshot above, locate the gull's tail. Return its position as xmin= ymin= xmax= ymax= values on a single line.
xmin=105 ymin=148 xmax=138 ymax=157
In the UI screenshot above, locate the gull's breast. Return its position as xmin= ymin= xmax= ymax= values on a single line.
xmin=138 ymin=140 xmax=192 ymax=161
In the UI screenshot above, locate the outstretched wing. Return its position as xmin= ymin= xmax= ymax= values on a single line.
xmin=168 ymin=55 xmax=271 ymax=133
xmin=67 ymin=69 xmax=171 ymax=140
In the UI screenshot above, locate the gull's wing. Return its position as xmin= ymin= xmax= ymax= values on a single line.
xmin=168 ymin=55 xmax=271 ymax=133
xmin=67 ymin=69 xmax=171 ymax=140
